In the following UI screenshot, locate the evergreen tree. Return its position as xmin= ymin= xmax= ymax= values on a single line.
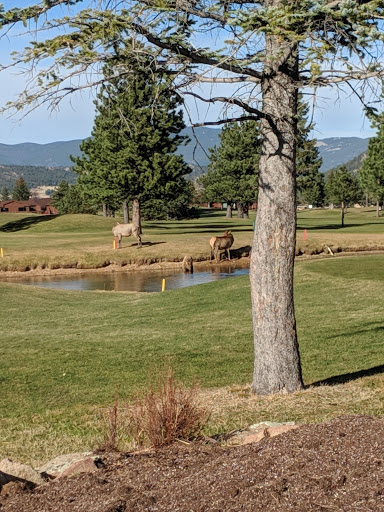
xmin=73 ymin=52 xmax=191 ymax=223
xmin=359 ymin=117 xmax=384 ymax=217
xmin=199 ymin=121 xmax=260 ymax=218
xmin=0 ymin=185 xmax=10 ymax=201
xmin=51 ymin=180 xmax=95 ymax=214
xmin=12 ymin=178 xmax=30 ymax=201
xmin=325 ymin=166 xmax=360 ymax=227
xmin=296 ymin=99 xmax=324 ymax=207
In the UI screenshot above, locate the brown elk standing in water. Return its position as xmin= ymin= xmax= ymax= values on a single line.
xmin=209 ymin=230 xmax=234 ymax=263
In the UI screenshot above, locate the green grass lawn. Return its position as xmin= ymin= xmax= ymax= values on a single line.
xmin=2 ymin=251 xmax=384 ymax=464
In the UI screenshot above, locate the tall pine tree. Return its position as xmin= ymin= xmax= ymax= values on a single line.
xmin=12 ymin=178 xmax=30 ymax=201
xmin=326 ymin=166 xmax=360 ymax=227
xmin=359 ymin=116 xmax=384 ymax=217
xmin=73 ymin=50 xmax=191 ymax=225
xmin=200 ymin=121 xmax=260 ymax=218
xmin=296 ymin=99 xmax=324 ymax=206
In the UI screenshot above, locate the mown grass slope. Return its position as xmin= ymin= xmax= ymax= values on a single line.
xmin=1 ymin=253 xmax=384 ymax=464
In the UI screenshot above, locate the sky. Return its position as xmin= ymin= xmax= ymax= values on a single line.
xmin=0 ymin=1 xmax=378 ymax=145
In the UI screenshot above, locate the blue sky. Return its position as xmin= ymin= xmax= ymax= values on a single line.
xmin=0 ymin=1 xmax=377 ymax=144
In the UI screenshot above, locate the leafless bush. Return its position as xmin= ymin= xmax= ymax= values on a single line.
xmin=97 ymin=393 xmax=127 ymax=452
xmin=127 ymin=369 xmax=207 ymax=448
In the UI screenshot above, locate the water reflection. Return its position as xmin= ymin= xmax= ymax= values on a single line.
xmin=4 ymin=265 xmax=250 ymax=292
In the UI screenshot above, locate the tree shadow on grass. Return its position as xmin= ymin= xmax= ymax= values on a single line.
xmin=309 ymin=364 xmax=384 ymax=387
xmin=145 ymin=223 xmax=253 ymax=234
xmin=298 ymin=222 xmax=381 ymax=231
xmin=125 ymin=241 xmax=166 ymax=248
xmin=0 ymin=215 xmax=57 ymax=232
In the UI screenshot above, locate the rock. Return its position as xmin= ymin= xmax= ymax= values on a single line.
xmin=37 ymin=452 xmax=94 ymax=477
xmin=0 ymin=459 xmax=46 ymax=487
xmin=227 ymin=422 xmax=299 ymax=446
xmin=57 ymin=457 xmax=98 ymax=479
xmin=240 ymin=424 xmax=299 ymax=445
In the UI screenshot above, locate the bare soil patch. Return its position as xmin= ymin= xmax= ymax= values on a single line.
xmin=1 ymin=416 xmax=384 ymax=511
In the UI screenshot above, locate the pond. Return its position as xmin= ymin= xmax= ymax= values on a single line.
xmin=3 ymin=265 xmax=250 ymax=292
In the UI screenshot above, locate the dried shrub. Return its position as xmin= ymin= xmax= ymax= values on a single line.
xmin=97 ymin=394 xmax=128 ymax=452
xmin=128 ymin=369 xmax=207 ymax=448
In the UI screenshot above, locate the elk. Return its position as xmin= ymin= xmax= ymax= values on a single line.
xmin=209 ymin=230 xmax=234 ymax=263
xmin=112 ymin=222 xmax=142 ymax=248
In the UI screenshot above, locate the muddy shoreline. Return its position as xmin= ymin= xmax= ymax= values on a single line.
xmin=1 ymin=249 xmax=384 ymax=280
xmin=0 ymin=257 xmax=251 ymax=279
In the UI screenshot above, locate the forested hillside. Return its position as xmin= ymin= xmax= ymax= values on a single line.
xmin=0 ymin=164 xmax=77 ymax=190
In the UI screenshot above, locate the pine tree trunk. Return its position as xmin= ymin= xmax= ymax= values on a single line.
xmin=341 ymin=201 xmax=345 ymax=227
xmin=376 ymin=200 xmax=380 ymax=217
xmin=123 ymin=200 xmax=129 ymax=224
xmin=132 ymin=197 xmax=142 ymax=234
xmin=250 ymin=29 xmax=303 ymax=395
xmin=237 ymin=201 xmax=244 ymax=218
xmin=366 ymin=192 xmax=369 ymax=208
xmin=226 ymin=203 xmax=232 ymax=218
xmin=103 ymin=204 xmax=108 ymax=217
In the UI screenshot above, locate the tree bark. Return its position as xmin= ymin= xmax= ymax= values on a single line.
xmin=237 ymin=201 xmax=244 ymax=218
xmin=376 ymin=200 xmax=380 ymax=217
xmin=250 ymin=27 xmax=303 ymax=395
xmin=102 ymin=204 xmax=108 ymax=217
xmin=226 ymin=203 xmax=232 ymax=218
xmin=341 ymin=201 xmax=345 ymax=226
xmin=132 ymin=197 xmax=142 ymax=234
xmin=366 ymin=192 xmax=369 ymax=208
xmin=243 ymin=203 xmax=249 ymax=219
xmin=123 ymin=200 xmax=130 ymax=224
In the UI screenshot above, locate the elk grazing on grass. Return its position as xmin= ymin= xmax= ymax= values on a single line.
xmin=210 ymin=230 xmax=234 ymax=263
xmin=112 ymin=222 xmax=142 ymax=248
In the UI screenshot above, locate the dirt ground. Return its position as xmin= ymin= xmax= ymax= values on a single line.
xmin=1 ymin=415 xmax=384 ymax=511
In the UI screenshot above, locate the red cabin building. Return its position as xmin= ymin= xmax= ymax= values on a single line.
xmin=0 ymin=198 xmax=58 ymax=215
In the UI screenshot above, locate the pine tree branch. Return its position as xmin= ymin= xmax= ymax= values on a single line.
xmin=192 ymin=116 xmax=259 ymax=127
xmin=129 ymin=21 xmax=263 ymax=80
xmin=0 ymin=0 xmax=81 ymax=28
xmin=184 ymin=90 xmax=264 ymax=116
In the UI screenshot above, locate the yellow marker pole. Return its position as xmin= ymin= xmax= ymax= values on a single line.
xmin=113 ymin=238 xmax=118 ymax=250
xmin=161 ymin=278 xmax=166 ymax=292
xmin=0 ymin=248 xmax=3 ymax=258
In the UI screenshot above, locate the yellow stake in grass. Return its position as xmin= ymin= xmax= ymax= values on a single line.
xmin=0 ymin=248 xmax=3 ymax=258
xmin=161 ymin=278 xmax=166 ymax=292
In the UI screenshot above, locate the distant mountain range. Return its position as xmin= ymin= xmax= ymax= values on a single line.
xmin=316 ymin=137 xmax=370 ymax=172
xmin=0 ymin=127 xmax=221 ymax=169
xmin=0 ymin=129 xmax=371 ymax=191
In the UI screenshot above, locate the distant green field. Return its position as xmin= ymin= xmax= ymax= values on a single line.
xmin=1 ymin=252 xmax=384 ymax=464
xmin=0 ymin=207 xmax=384 ymax=271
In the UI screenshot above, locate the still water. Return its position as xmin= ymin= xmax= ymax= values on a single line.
xmin=5 ymin=266 xmax=250 ymax=292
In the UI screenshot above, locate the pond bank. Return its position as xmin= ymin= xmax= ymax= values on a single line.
xmin=1 ymin=248 xmax=384 ymax=280
xmin=0 ymin=257 xmax=251 ymax=279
